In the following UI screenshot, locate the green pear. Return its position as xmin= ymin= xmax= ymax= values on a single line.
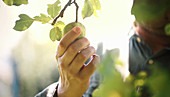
xmin=63 ymin=22 xmax=86 ymax=38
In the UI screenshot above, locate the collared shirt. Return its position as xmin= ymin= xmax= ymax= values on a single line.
xmin=129 ymin=33 xmax=170 ymax=97
xmin=129 ymin=34 xmax=170 ymax=76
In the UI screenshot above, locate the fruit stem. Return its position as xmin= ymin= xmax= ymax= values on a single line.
xmin=72 ymin=0 xmax=79 ymax=22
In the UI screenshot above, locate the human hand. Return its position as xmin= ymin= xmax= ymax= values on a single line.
xmin=56 ymin=27 xmax=100 ymax=97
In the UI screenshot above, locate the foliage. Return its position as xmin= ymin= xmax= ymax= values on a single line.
xmin=47 ymin=0 xmax=61 ymax=19
xmin=13 ymin=14 xmax=34 ymax=31
xmin=93 ymin=49 xmax=134 ymax=97
xmin=82 ymin=0 xmax=94 ymax=19
xmin=82 ymin=0 xmax=101 ymax=19
xmin=90 ymin=0 xmax=101 ymax=17
xmin=34 ymin=14 xmax=52 ymax=24
xmin=93 ymin=49 xmax=170 ymax=97
xmin=145 ymin=64 xmax=170 ymax=97
xmin=2 ymin=0 xmax=28 ymax=6
xmin=50 ymin=27 xmax=62 ymax=41
xmin=4 ymin=0 xmax=170 ymax=97
xmin=12 ymin=0 xmax=101 ymax=41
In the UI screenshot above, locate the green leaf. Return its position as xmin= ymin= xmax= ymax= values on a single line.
xmin=2 ymin=0 xmax=28 ymax=6
xmin=47 ymin=0 xmax=61 ymax=19
xmin=165 ymin=24 xmax=170 ymax=36
xmin=2 ymin=0 xmax=13 ymax=6
xmin=13 ymin=14 xmax=34 ymax=31
xmin=49 ymin=27 xmax=62 ymax=41
xmin=53 ymin=21 xmax=65 ymax=31
xmin=34 ymin=13 xmax=52 ymax=24
xmin=82 ymin=0 xmax=94 ymax=19
xmin=90 ymin=0 xmax=101 ymax=17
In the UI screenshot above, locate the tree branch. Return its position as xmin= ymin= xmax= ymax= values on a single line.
xmin=72 ymin=0 xmax=79 ymax=22
xmin=52 ymin=0 xmax=72 ymax=25
xmin=51 ymin=0 xmax=80 ymax=25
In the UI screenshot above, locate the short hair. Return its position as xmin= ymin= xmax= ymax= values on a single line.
xmin=131 ymin=0 xmax=170 ymax=15
xmin=131 ymin=0 xmax=170 ymax=22
xmin=133 ymin=0 xmax=170 ymax=5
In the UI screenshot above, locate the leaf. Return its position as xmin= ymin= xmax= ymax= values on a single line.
xmin=2 ymin=0 xmax=13 ymax=5
xmin=13 ymin=14 xmax=34 ymax=31
xmin=34 ymin=13 xmax=52 ymax=24
xmin=82 ymin=0 xmax=94 ymax=19
xmin=2 ymin=0 xmax=28 ymax=6
xmin=53 ymin=21 xmax=65 ymax=31
xmin=90 ymin=0 xmax=101 ymax=17
xmin=165 ymin=24 xmax=170 ymax=36
xmin=49 ymin=27 xmax=62 ymax=41
xmin=47 ymin=0 xmax=61 ymax=19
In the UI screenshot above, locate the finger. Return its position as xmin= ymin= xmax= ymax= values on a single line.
xmin=59 ymin=37 xmax=90 ymax=69
xmin=56 ymin=27 xmax=81 ymax=58
xmin=79 ymin=55 xmax=100 ymax=80
xmin=68 ymin=46 xmax=96 ymax=75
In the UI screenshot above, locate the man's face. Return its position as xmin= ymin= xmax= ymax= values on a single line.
xmin=131 ymin=0 xmax=170 ymax=36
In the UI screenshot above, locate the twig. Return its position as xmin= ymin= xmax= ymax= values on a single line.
xmin=72 ymin=0 xmax=79 ymax=22
xmin=51 ymin=0 xmax=80 ymax=25
xmin=52 ymin=0 xmax=72 ymax=25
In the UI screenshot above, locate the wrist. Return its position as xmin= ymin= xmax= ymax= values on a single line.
xmin=57 ymin=84 xmax=85 ymax=97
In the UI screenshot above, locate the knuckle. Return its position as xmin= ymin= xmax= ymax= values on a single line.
xmin=58 ymin=61 xmax=65 ymax=69
xmin=90 ymin=63 xmax=96 ymax=70
xmin=89 ymin=65 xmax=95 ymax=70
xmin=85 ymin=46 xmax=96 ymax=55
xmin=93 ymin=55 xmax=100 ymax=65
xmin=79 ymin=52 xmax=87 ymax=60
xmin=92 ymin=64 xmax=97 ymax=70
xmin=69 ymin=44 xmax=78 ymax=52
xmin=88 ymin=65 xmax=96 ymax=75
xmin=55 ymin=53 xmax=59 ymax=60
xmin=82 ymin=37 xmax=89 ymax=43
xmin=81 ymin=38 xmax=90 ymax=45
xmin=58 ymin=41 xmax=66 ymax=50
xmin=90 ymin=46 xmax=95 ymax=51
xmin=68 ymin=69 xmax=75 ymax=75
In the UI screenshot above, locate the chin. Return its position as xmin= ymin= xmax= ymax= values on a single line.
xmin=142 ymin=24 xmax=168 ymax=37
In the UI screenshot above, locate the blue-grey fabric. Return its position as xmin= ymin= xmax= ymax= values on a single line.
xmin=129 ymin=34 xmax=170 ymax=75
xmin=82 ymin=70 xmax=102 ymax=97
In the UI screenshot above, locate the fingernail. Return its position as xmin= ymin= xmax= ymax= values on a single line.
xmin=73 ymin=27 xmax=81 ymax=34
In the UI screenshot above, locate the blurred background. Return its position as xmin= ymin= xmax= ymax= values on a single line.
xmin=0 ymin=0 xmax=134 ymax=97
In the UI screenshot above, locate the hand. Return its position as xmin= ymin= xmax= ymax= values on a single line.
xmin=56 ymin=27 xmax=100 ymax=97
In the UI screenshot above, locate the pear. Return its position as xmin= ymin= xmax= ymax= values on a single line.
xmin=63 ymin=22 xmax=86 ymax=38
